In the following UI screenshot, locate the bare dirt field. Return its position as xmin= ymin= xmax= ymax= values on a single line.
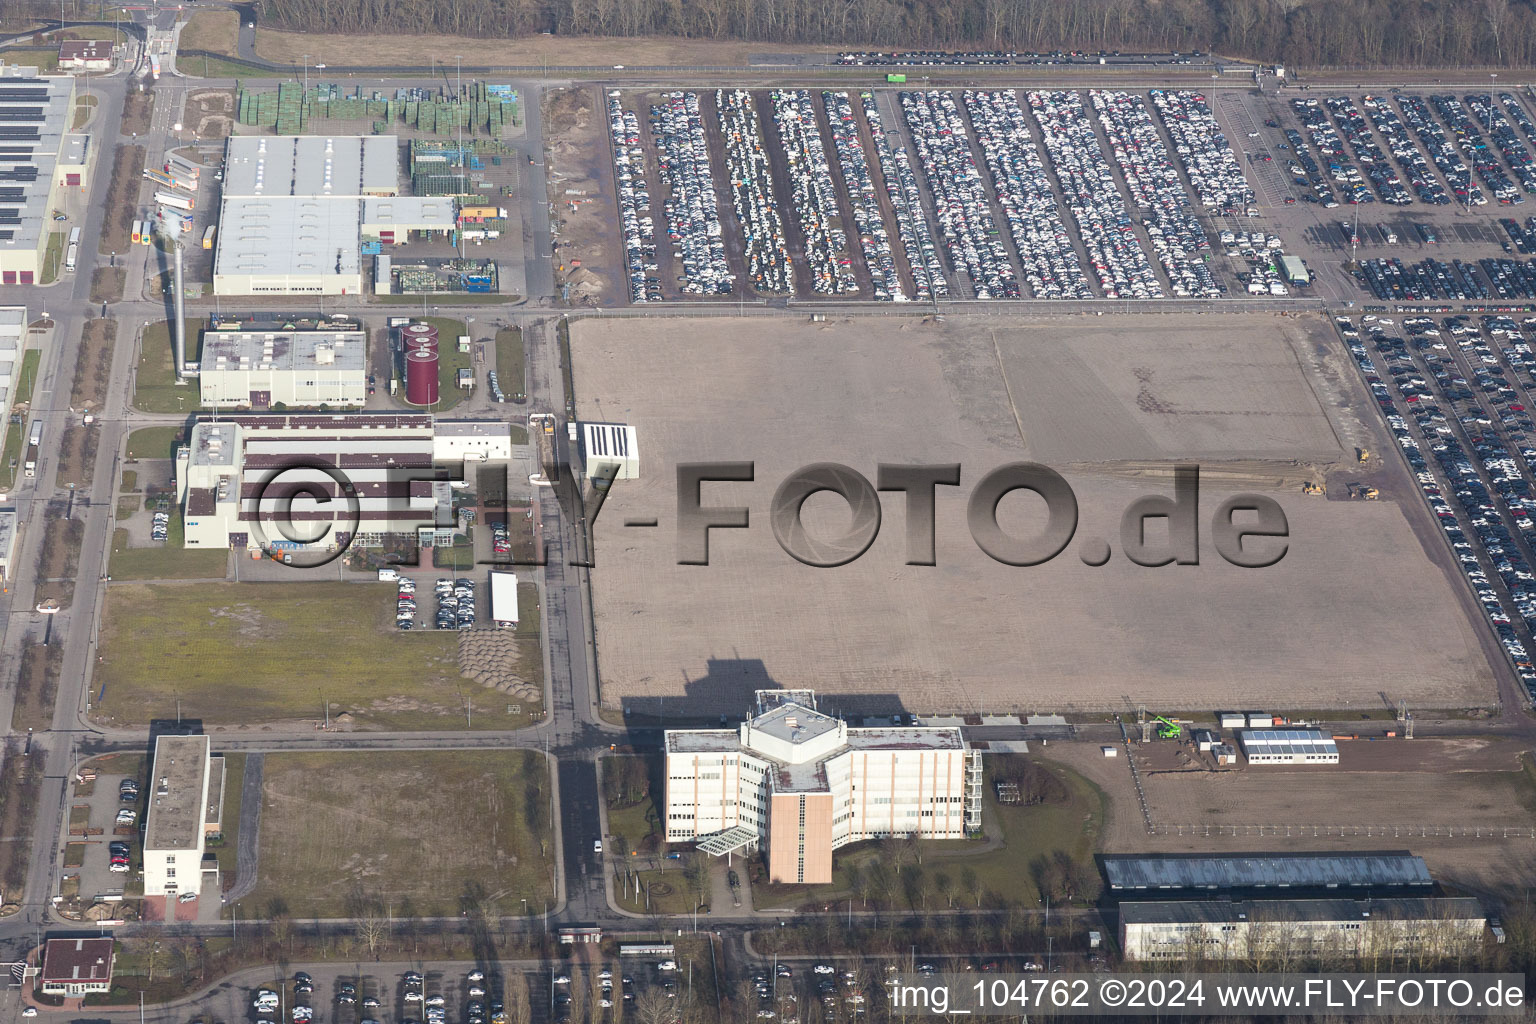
xmin=546 ymin=87 xmax=616 ymax=304
xmin=573 ymin=312 xmax=1497 ymax=714
xmin=250 ymin=31 xmax=834 ymax=68
xmin=1040 ymin=738 xmax=1536 ymax=899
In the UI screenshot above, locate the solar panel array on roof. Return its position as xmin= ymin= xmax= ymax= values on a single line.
xmin=1102 ymin=852 xmax=1434 ymax=892
xmin=1238 ymin=728 xmax=1340 ymax=762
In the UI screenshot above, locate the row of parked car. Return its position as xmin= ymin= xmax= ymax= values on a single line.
xmin=1363 ymin=94 xmax=1453 ymax=205
xmin=1027 ymin=89 xmax=1164 ymax=299
xmin=1324 ymin=94 xmax=1414 ymax=206
xmin=770 ymin=90 xmax=856 ymax=295
xmin=859 ymin=92 xmax=947 ymax=301
xmin=1397 ymin=93 xmax=1485 ymax=207
xmin=1292 ymin=97 xmax=1374 ymax=205
xmin=823 ymin=90 xmax=906 ymax=302
xmin=435 ymin=577 xmax=477 ymax=630
xmin=1431 ymin=93 xmax=1522 ymax=206
xmin=1090 ymin=89 xmax=1221 ymax=299
xmin=151 ymin=509 xmax=169 ymax=542
xmin=1150 ymin=90 xmax=1256 ymax=216
xmin=899 ymin=90 xmax=1019 ymax=299
xmin=718 ymin=89 xmax=793 ymax=295
xmin=651 ymin=92 xmax=732 ymax=296
xmin=1340 ymin=313 xmax=1536 ymax=693
xmin=963 ymin=89 xmax=1093 ymax=300
xmin=1465 ymin=93 xmax=1536 ymax=197
xmin=607 ymin=92 xmax=658 ymax=303
xmin=1358 ymin=258 xmax=1491 ymax=302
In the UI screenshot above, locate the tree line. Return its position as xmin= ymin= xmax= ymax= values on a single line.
xmin=231 ymin=0 xmax=1536 ymax=69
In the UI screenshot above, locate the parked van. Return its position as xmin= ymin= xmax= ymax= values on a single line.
xmin=378 ymin=568 xmax=399 ymax=582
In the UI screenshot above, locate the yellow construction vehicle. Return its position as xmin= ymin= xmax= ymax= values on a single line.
xmin=1361 ymin=486 xmax=1379 ymax=500
xmin=1302 ymin=481 xmax=1325 ymax=495
xmin=1357 ymin=447 xmax=1371 ymax=463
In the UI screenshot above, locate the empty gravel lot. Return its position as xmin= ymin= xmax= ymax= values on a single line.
xmin=573 ymin=313 xmax=1496 ymax=714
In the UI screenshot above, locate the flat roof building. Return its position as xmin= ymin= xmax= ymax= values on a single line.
xmin=0 ymin=307 xmax=28 ymax=478
xmin=1120 ymin=897 xmax=1485 ymax=962
xmin=664 ymin=690 xmax=982 ymax=884
xmin=213 ymin=136 xmax=399 ymax=296
xmin=143 ymin=735 xmax=213 ymax=897
xmin=199 ymin=324 xmax=367 ymax=408
xmin=58 ymin=40 xmax=113 ymax=71
xmin=1102 ymin=852 xmax=1434 ymax=893
xmin=177 ymin=413 xmax=514 ymax=552
xmin=361 ymin=196 xmax=456 ymax=243
xmin=39 ymin=937 xmax=114 ymax=996
xmin=1239 ymin=728 xmax=1340 ymax=765
xmin=0 ymin=66 xmax=76 ymax=284
xmin=0 ymin=509 xmax=16 ymax=582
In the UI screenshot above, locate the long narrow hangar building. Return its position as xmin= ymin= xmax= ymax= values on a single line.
xmin=0 ymin=65 xmax=84 ymax=284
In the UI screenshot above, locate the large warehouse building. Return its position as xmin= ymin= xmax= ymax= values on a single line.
xmin=198 ymin=321 xmax=367 ymax=409
xmin=1119 ymin=897 xmax=1486 ymax=962
xmin=664 ymin=690 xmax=982 ymax=884
xmin=212 ymin=135 xmax=398 ymax=296
xmin=176 ymin=413 xmax=515 ymax=552
xmin=0 ymin=66 xmax=79 ymax=284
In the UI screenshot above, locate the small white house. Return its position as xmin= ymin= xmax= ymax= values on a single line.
xmin=1101 ymin=745 xmax=1118 ymax=758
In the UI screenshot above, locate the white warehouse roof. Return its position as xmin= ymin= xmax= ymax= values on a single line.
xmin=362 ymin=196 xmax=456 ymax=233
xmin=1238 ymin=728 xmax=1339 ymax=763
xmin=222 ymin=135 xmax=398 ymax=197
xmin=215 ymin=197 xmax=360 ymax=280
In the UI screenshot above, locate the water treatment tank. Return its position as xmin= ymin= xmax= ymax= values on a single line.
xmin=405 ymin=347 xmax=439 ymax=406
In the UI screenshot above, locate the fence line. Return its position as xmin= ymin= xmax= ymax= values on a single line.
xmin=1148 ymin=823 xmax=1536 ymax=839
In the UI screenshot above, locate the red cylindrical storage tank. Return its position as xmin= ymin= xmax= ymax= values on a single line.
xmin=405 ymin=348 xmax=440 ymax=406
xmin=401 ymin=322 xmax=438 ymax=349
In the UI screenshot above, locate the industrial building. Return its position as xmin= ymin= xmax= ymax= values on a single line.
xmin=57 ymin=40 xmax=113 ymax=72
xmin=1239 ymin=728 xmax=1340 ymax=764
xmin=581 ymin=422 xmax=640 ymax=484
xmin=0 ymin=509 xmax=16 ymax=582
xmin=198 ymin=321 xmax=367 ymax=409
xmin=39 ymin=937 xmax=114 ymax=996
xmin=1102 ymin=852 xmax=1435 ymax=894
xmin=361 ymin=196 xmax=456 ymax=245
xmin=212 ymin=136 xmax=398 ymax=296
xmin=176 ymin=413 xmax=515 ymax=552
xmin=0 ymin=66 xmax=77 ymax=284
xmin=1119 ymin=897 xmax=1486 ymax=962
xmin=663 ymin=690 xmax=982 ymax=884
xmin=0 ymin=307 xmax=29 ymax=475
xmin=142 ymin=735 xmax=219 ymax=898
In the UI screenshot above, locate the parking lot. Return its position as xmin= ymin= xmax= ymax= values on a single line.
xmin=391 ymin=572 xmax=479 ymax=632
xmin=1335 ymin=311 xmax=1536 ymax=695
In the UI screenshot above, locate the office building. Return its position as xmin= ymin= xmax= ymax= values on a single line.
xmin=142 ymin=735 xmax=214 ymax=898
xmin=664 ymin=690 xmax=982 ymax=884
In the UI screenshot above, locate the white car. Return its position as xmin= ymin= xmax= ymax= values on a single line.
xmin=593 ymin=839 xmax=603 ymax=854
xmin=22 ymin=1008 xmax=38 ymax=1018
xmin=468 ymin=971 xmax=485 ymax=982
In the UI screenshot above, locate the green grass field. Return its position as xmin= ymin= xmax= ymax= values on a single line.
xmin=124 ymin=425 xmax=183 ymax=461
xmin=0 ymin=349 xmax=40 ymax=491
xmin=108 ymin=519 xmax=228 ymax=581
xmin=495 ymin=326 xmax=524 ymax=398
xmin=94 ymin=582 xmax=507 ymax=730
xmin=753 ymin=756 xmax=1105 ymax=912
xmin=38 ymin=230 xmax=64 ymax=285
xmin=237 ymin=750 xmax=555 ymax=918
xmin=132 ymin=319 xmax=203 ymax=414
